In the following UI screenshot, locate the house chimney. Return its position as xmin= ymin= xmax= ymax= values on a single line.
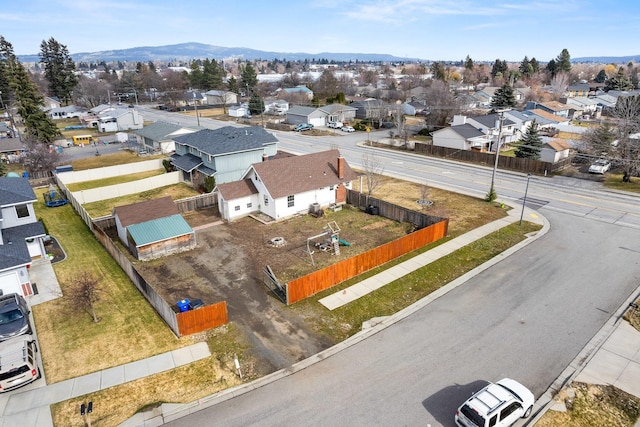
xmin=337 ymin=154 xmax=345 ymax=179
xmin=262 ymin=153 xmax=268 ymax=162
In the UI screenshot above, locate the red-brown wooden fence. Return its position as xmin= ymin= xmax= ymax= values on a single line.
xmin=286 ymin=219 xmax=448 ymax=304
xmin=176 ymin=301 xmax=228 ymax=336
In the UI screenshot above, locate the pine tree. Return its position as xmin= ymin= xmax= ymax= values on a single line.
xmin=248 ymin=94 xmax=264 ymax=115
xmin=555 ymin=49 xmax=572 ymax=73
xmin=464 ymin=55 xmax=474 ymax=70
xmin=491 ymin=83 xmax=517 ymax=109
xmin=519 ymin=56 xmax=533 ymax=77
xmin=515 ymin=120 xmax=543 ymax=159
xmin=530 ymin=58 xmax=540 ymax=73
xmin=240 ymin=63 xmax=258 ymax=90
xmin=39 ymin=37 xmax=78 ymax=105
xmin=605 ymin=67 xmax=634 ymax=91
xmin=595 ymin=70 xmax=608 ymax=83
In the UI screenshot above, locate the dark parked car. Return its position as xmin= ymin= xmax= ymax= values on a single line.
xmin=0 ymin=294 xmax=32 ymax=342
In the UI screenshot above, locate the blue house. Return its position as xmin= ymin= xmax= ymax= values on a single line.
xmin=171 ymin=126 xmax=279 ymax=189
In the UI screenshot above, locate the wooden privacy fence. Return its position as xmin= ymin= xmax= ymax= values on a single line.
xmin=177 ymin=302 xmax=228 ymax=336
xmin=286 ymin=218 xmax=448 ymax=304
xmin=347 ymin=190 xmax=446 ymax=229
xmin=414 ymin=142 xmax=572 ymax=174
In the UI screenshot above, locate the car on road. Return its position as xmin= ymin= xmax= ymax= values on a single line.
xmin=588 ymin=159 xmax=611 ymax=174
xmin=294 ymin=123 xmax=314 ymax=132
xmin=454 ymin=378 xmax=534 ymax=427
xmin=341 ymin=126 xmax=355 ymax=133
xmin=327 ymin=121 xmax=343 ymax=129
xmin=0 ymin=334 xmax=40 ymax=392
xmin=0 ymin=293 xmax=32 ymax=342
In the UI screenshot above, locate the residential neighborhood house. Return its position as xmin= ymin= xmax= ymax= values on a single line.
xmin=216 ymin=149 xmax=358 ymax=222
xmin=132 ymin=121 xmax=200 ymax=154
xmin=0 ymin=177 xmax=47 ymax=297
xmin=171 ymin=126 xmax=279 ymax=189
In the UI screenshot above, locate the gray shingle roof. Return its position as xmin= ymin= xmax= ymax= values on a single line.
xmin=0 ymin=222 xmax=46 ymax=270
xmin=449 ymin=124 xmax=485 ymax=139
xmin=171 ymin=153 xmax=203 ymax=172
xmin=133 ymin=121 xmax=195 ymax=141
xmin=173 ymin=126 xmax=278 ymax=157
xmin=287 ymin=105 xmax=317 ymax=116
xmin=0 ymin=177 xmax=37 ymax=206
xmin=471 ymin=113 xmax=515 ymax=128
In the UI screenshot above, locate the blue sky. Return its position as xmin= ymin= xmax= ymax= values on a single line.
xmin=2 ymin=0 xmax=638 ymax=61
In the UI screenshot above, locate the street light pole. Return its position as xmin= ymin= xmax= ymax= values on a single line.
xmin=487 ymin=108 xmax=509 ymax=201
xmin=519 ymin=174 xmax=531 ymax=225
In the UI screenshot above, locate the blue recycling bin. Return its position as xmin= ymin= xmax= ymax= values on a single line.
xmin=176 ymin=298 xmax=190 ymax=312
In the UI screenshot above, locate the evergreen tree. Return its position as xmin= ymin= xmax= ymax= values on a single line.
xmin=226 ymin=76 xmax=238 ymax=94
xmin=530 ymin=58 xmax=540 ymax=73
xmin=188 ymin=59 xmax=204 ymax=88
xmin=605 ymin=67 xmax=634 ymax=91
xmin=464 ymin=55 xmax=474 ymax=70
xmin=202 ymin=58 xmax=223 ymax=89
xmin=491 ymin=83 xmax=517 ymax=109
xmin=519 ymin=56 xmax=533 ymax=77
xmin=1 ymin=36 xmax=59 ymax=142
xmin=546 ymin=59 xmax=557 ymax=77
xmin=248 ymin=94 xmax=264 ymax=115
xmin=515 ymin=120 xmax=543 ymax=159
xmin=240 ymin=63 xmax=258 ymax=90
xmin=555 ymin=49 xmax=572 ymax=73
xmin=595 ymin=69 xmax=608 ymax=83
xmin=39 ymin=37 xmax=78 ymax=105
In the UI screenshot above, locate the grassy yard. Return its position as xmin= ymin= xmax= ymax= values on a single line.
xmin=65 ymin=169 xmax=166 ymax=191
xmin=605 ymin=174 xmax=640 ymax=193
xmin=81 ymin=183 xmax=200 ymax=217
xmin=69 ymin=151 xmax=166 ymax=171
xmin=36 ymin=152 xmax=542 ymax=426
xmin=32 ymin=189 xmax=196 ymax=384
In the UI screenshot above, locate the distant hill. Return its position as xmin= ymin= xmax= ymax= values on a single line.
xmin=17 ymin=42 xmax=418 ymax=63
xmin=572 ymin=55 xmax=640 ymax=64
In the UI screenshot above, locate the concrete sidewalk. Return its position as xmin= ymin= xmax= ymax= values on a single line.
xmin=320 ymin=206 xmax=542 ymax=310
xmin=0 ymin=342 xmax=210 ymax=427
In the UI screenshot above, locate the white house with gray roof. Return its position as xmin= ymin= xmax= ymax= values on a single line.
xmin=132 ymin=121 xmax=199 ymax=154
xmin=0 ymin=177 xmax=47 ymax=297
xmin=171 ymin=126 xmax=278 ymax=189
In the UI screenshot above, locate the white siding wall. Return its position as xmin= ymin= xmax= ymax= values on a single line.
xmin=0 ymin=204 xmax=36 ymax=229
xmin=222 ymin=194 xmax=260 ymax=221
xmin=432 ymin=128 xmax=468 ymax=150
xmin=272 ymin=187 xmax=336 ymax=220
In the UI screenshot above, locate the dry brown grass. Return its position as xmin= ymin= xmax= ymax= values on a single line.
xmin=537 ymin=382 xmax=640 ymax=427
xmin=353 ymin=173 xmax=506 ymax=236
xmin=50 ymin=324 xmax=255 ymax=427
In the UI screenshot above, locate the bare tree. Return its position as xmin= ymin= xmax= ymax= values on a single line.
xmin=361 ymin=153 xmax=384 ymax=196
xmin=69 ymin=272 xmax=102 ymax=322
xmin=22 ymin=139 xmax=60 ymax=173
xmin=73 ymin=75 xmax=112 ymax=107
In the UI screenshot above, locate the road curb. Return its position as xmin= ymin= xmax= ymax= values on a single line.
xmin=127 ymin=209 xmax=550 ymax=426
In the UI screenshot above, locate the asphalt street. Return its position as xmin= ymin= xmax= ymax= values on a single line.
xmin=165 ymin=209 xmax=640 ymax=426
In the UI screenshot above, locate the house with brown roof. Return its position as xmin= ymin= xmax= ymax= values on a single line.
xmin=215 ymin=149 xmax=358 ymax=221
xmin=540 ymin=139 xmax=572 ymax=164
xmin=112 ymin=196 xmax=196 ymax=260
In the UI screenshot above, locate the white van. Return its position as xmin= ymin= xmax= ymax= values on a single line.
xmin=0 ymin=334 xmax=40 ymax=393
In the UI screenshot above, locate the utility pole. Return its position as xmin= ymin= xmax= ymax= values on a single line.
xmin=487 ymin=108 xmax=510 ymax=201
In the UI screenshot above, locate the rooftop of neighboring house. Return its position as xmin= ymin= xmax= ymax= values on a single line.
xmin=216 ymin=178 xmax=259 ymax=200
xmin=173 ymin=126 xmax=278 ymax=157
xmin=133 ymin=121 xmax=199 ymax=141
xmin=0 ymin=177 xmax=37 ymax=207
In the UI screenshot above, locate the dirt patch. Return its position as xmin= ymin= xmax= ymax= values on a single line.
xmin=134 ymin=205 xmax=410 ymax=373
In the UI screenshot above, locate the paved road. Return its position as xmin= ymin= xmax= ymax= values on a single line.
xmin=166 ymin=210 xmax=640 ymax=426
xmin=137 ymin=107 xmax=640 ymax=426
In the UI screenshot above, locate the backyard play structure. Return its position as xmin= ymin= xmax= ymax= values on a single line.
xmin=43 ymin=184 xmax=68 ymax=207
xmin=305 ymin=221 xmax=349 ymax=265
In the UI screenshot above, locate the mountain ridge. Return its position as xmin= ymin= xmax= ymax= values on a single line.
xmin=15 ymin=42 xmax=640 ymax=64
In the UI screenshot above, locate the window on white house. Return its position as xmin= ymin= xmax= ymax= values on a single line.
xmin=264 ymin=195 xmax=269 ymax=206
xmin=247 ymin=203 xmax=252 ymax=208
xmin=15 ymin=204 xmax=29 ymax=218
xmin=234 ymin=205 xmax=240 ymax=211
xmin=287 ymin=195 xmax=294 ymax=207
